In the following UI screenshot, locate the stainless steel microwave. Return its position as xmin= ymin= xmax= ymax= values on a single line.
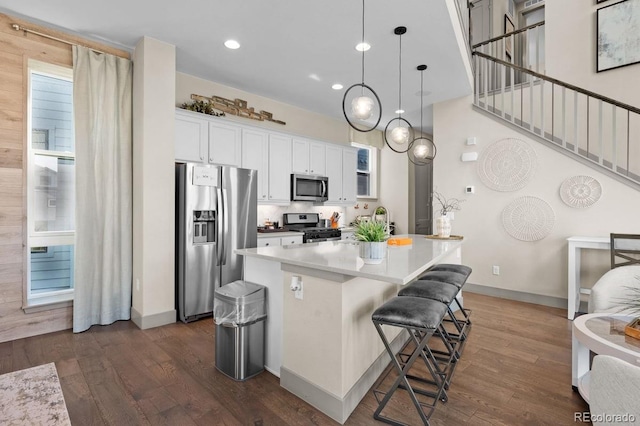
xmin=291 ymin=174 xmax=328 ymax=202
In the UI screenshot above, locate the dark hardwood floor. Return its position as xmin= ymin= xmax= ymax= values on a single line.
xmin=0 ymin=292 xmax=588 ymax=425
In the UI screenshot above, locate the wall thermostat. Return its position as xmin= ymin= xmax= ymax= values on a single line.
xmin=465 ymin=186 xmax=475 ymax=194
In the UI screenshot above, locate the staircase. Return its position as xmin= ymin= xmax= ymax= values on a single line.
xmin=469 ymin=20 xmax=640 ymax=190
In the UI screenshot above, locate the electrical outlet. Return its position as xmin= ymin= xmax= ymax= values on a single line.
xmin=295 ymin=283 xmax=303 ymax=300
xmin=492 ymin=265 xmax=500 ymax=275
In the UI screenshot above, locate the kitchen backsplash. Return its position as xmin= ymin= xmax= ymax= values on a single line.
xmin=257 ymin=203 xmax=346 ymax=228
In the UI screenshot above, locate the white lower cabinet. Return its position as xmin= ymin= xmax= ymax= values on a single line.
xmin=257 ymin=235 xmax=303 ymax=247
xmin=281 ymin=235 xmax=303 ymax=246
xmin=257 ymin=237 xmax=280 ymax=248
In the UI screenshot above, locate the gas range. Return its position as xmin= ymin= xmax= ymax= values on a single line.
xmin=283 ymin=213 xmax=342 ymax=243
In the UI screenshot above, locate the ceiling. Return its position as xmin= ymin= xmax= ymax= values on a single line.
xmin=0 ymin=0 xmax=472 ymax=134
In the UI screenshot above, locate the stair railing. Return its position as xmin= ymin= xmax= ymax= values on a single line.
xmin=472 ymin=49 xmax=640 ymax=186
xmin=460 ymin=12 xmax=640 ymax=187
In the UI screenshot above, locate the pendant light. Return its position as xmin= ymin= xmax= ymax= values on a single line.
xmin=384 ymin=26 xmax=414 ymax=153
xmin=408 ymin=65 xmax=437 ymax=166
xmin=342 ymin=0 xmax=382 ymax=133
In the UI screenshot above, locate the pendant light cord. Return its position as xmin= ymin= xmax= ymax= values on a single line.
xmin=398 ymin=33 xmax=402 ymax=118
xmin=420 ymin=69 xmax=424 ymax=129
xmin=361 ymin=0 xmax=365 ymax=85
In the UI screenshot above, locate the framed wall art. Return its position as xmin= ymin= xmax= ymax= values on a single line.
xmin=597 ymin=0 xmax=640 ymax=72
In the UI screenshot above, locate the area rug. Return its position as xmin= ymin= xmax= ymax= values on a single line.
xmin=0 ymin=362 xmax=71 ymax=425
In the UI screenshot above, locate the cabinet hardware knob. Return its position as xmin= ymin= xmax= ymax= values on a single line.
xmin=305 ymin=169 xmax=308 ymax=172
xmin=310 ymin=170 xmax=313 ymax=173
xmin=265 ymin=243 xmax=269 ymax=246
xmin=263 ymin=195 xmax=266 ymax=198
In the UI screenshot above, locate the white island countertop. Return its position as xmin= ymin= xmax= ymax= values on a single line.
xmin=237 ymin=234 xmax=462 ymax=285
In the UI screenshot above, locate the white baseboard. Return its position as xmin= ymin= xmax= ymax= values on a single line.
xmin=131 ymin=307 xmax=176 ymax=329
xmin=465 ymin=282 xmax=567 ymax=309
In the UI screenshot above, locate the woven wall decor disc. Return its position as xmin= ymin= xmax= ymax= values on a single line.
xmin=502 ymin=196 xmax=555 ymax=241
xmin=559 ymin=175 xmax=602 ymax=209
xmin=477 ymin=138 xmax=537 ymax=191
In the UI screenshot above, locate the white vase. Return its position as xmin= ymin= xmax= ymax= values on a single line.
xmin=436 ymin=215 xmax=451 ymax=238
xmin=359 ymin=241 xmax=387 ymax=264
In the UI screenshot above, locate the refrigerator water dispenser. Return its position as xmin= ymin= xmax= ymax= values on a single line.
xmin=193 ymin=210 xmax=216 ymax=244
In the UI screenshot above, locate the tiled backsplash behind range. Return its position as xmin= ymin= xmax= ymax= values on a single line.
xmin=257 ymin=203 xmax=346 ymax=228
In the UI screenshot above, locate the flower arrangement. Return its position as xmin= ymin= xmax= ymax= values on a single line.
xmin=354 ymin=220 xmax=387 ymax=242
xmin=433 ymin=191 xmax=465 ymax=217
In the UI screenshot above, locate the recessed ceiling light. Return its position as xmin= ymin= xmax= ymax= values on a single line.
xmin=224 ymin=40 xmax=240 ymax=49
xmin=355 ymin=42 xmax=371 ymax=52
xmin=395 ymin=109 xmax=405 ymax=114
xmin=332 ymin=84 xmax=343 ymax=90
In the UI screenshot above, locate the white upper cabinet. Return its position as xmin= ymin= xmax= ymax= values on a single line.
xmin=292 ymin=139 xmax=326 ymax=176
xmin=292 ymin=139 xmax=310 ymax=174
xmin=208 ymin=121 xmax=242 ymax=167
xmin=341 ymin=148 xmax=357 ymax=204
xmin=241 ymin=128 xmax=269 ymax=202
xmin=325 ymin=145 xmax=357 ymax=205
xmin=268 ymin=134 xmax=292 ymax=204
xmin=174 ymin=109 xmax=241 ymax=166
xmin=309 ymin=142 xmax=326 ymax=176
xmin=175 ymin=109 xmax=352 ymax=206
xmin=175 ymin=109 xmax=207 ymax=162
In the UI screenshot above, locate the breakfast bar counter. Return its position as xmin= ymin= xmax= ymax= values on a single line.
xmin=236 ymin=235 xmax=463 ymax=424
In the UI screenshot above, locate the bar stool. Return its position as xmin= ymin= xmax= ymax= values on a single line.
xmin=416 ymin=268 xmax=472 ymax=327
xmin=371 ymin=296 xmax=452 ymax=425
xmin=398 ymin=280 xmax=472 ymax=389
xmin=428 ymin=264 xmax=472 ymax=278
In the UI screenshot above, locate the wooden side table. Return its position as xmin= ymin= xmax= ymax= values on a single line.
xmin=567 ymin=236 xmax=609 ymax=320
xmin=572 ymin=313 xmax=640 ymax=402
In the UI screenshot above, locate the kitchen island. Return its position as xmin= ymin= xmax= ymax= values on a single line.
xmin=236 ymin=235 xmax=463 ymax=424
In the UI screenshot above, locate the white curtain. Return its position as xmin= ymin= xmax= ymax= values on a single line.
xmin=72 ymin=46 xmax=133 ymax=333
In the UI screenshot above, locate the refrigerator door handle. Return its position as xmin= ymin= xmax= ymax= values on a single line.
xmin=221 ymin=188 xmax=229 ymax=265
xmin=216 ymin=187 xmax=223 ymax=266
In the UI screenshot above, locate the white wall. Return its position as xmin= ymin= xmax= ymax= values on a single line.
xmin=546 ymin=0 xmax=640 ymax=109
xmin=132 ymin=37 xmax=176 ymax=328
xmin=433 ymin=95 xmax=640 ymax=300
xmin=176 ymin=72 xmax=351 ymax=146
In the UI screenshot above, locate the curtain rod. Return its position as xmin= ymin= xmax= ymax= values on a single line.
xmin=11 ymin=23 xmax=109 ymax=56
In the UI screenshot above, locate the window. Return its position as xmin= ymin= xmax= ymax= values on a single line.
xmin=27 ymin=60 xmax=75 ymax=306
xmin=352 ymin=142 xmax=378 ymax=199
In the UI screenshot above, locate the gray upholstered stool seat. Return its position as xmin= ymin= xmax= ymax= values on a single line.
xmin=428 ymin=264 xmax=472 ymax=279
xmin=372 ymin=296 xmax=447 ymax=330
xmin=398 ymin=280 xmax=459 ymax=304
xmin=417 ymin=270 xmax=466 ymax=288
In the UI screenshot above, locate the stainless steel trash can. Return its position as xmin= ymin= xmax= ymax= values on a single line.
xmin=213 ymin=280 xmax=266 ymax=381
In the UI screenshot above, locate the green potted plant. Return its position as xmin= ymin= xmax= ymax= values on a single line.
xmin=374 ymin=206 xmax=387 ymax=222
xmin=619 ymin=285 xmax=640 ymax=339
xmin=355 ymin=220 xmax=387 ymax=264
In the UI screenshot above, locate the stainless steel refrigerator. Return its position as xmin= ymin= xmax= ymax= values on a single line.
xmin=175 ymin=163 xmax=257 ymax=323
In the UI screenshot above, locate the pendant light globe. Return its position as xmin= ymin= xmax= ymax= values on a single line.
xmin=390 ymin=125 xmax=410 ymax=145
xmin=342 ymin=0 xmax=382 ymax=132
xmin=413 ymin=142 xmax=430 ymax=159
xmin=407 ymin=64 xmax=437 ymax=166
xmin=384 ymin=26 xmax=413 ymax=152
xmin=352 ymin=96 xmax=375 ymax=120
